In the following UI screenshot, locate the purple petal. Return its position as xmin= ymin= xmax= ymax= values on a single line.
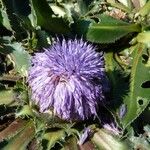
xmin=28 ymin=38 xmax=108 ymax=120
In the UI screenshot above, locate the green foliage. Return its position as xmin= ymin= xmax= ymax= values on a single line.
xmin=104 ymin=51 xmax=129 ymax=121
xmin=1 ymin=42 xmax=31 ymax=76
xmin=87 ymin=14 xmax=141 ymax=43
xmin=0 ymin=0 xmax=150 ymax=149
xmin=138 ymin=0 xmax=150 ymax=16
xmin=30 ymin=0 xmax=71 ymax=34
xmin=9 ymin=43 xmax=31 ymax=76
xmin=0 ymin=90 xmax=15 ymax=105
xmin=120 ymin=44 xmax=150 ymax=129
xmin=2 ymin=120 xmax=35 ymax=150
xmin=0 ymin=0 xmax=31 ymax=39
xmin=0 ymin=0 xmax=12 ymax=31
xmin=16 ymin=105 xmax=34 ymax=118
xmin=0 ymin=119 xmax=29 ymax=142
xmin=72 ymin=19 xmax=91 ymax=37
xmin=43 ymin=129 xmax=66 ymax=149
xmin=136 ymin=31 xmax=150 ymax=44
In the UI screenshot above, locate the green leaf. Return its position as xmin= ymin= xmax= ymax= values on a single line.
xmin=16 ymin=105 xmax=34 ymax=118
xmin=138 ymin=0 xmax=150 ymax=16
xmin=43 ymin=129 xmax=66 ymax=149
xmin=1 ymin=0 xmax=31 ymax=39
xmin=92 ymin=129 xmax=130 ymax=150
xmin=77 ymin=0 xmax=93 ymax=15
xmin=104 ymin=52 xmax=130 ymax=128
xmin=104 ymin=52 xmax=129 ymax=112
xmin=72 ymin=19 xmax=91 ymax=37
xmin=1 ymin=42 xmax=30 ymax=76
xmin=0 ymin=0 xmax=12 ymax=31
xmin=86 ymin=15 xmax=141 ymax=43
xmin=2 ymin=120 xmax=35 ymax=150
xmin=0 ymin=119 xmax=28 ymax=142
xmin=120 ymin=43 xmax=150 ymax=129
xmin=0 ymin=90 xmax=15 ymax=105
xmin=7 ymin=42 xmax=31 ymax=76
xmin=36 ymin=29 xmax=51 ymax=49
xmin=136 ymin=31 xmax=150 ymax=44
xmin=30 ymin=0 xmax=70 ymax=34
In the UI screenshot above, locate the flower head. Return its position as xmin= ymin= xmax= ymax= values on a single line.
xmin=28 ymin=39 xmax=108 ymax=120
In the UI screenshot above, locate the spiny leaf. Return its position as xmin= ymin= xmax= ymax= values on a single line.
xmin=30 ymin=0 xmax=70 ymax=34
xmin=43 ymin=129 xmax=66 ymax=149
xmin=6 ymin=42 xmax=31 ymax=76
xmin=136 ymin=31 xmax=150 ymax=44
xmin=0 ymin=0 xmax=12 ymax=31
xmin=104 ymin=52 xmax=130 ymax=128
xmin=0 ymin=90 xmax=15 ymax=105
xmin=16 ymin=105 xmax=34 ymax=118
xmin=104 ymin=52 xmax=129 ymax=112
xmin=2 ymin=120 xmax=35 ymax=150
xmin=33 ymin=110 xmax=72 ymax=129
xmin=1 ymin=0 xmax=30 ymax=39
xmin=120 ymin=43 xmax=150 ymax=129
xmin=1 ymin=42 xmax=30 ymax=76
xmin=86 ymin=15 xmax=141 ymax=43
xmin=0 ymin=118 xmax=28 ymax=142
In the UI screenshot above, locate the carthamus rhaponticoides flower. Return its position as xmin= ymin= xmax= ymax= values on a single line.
xmin=28 ymin=39 xmax=108 ymax=120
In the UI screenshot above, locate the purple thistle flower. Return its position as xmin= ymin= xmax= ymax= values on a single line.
xmin=28 ymin=38 xmax=108 ymax=120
